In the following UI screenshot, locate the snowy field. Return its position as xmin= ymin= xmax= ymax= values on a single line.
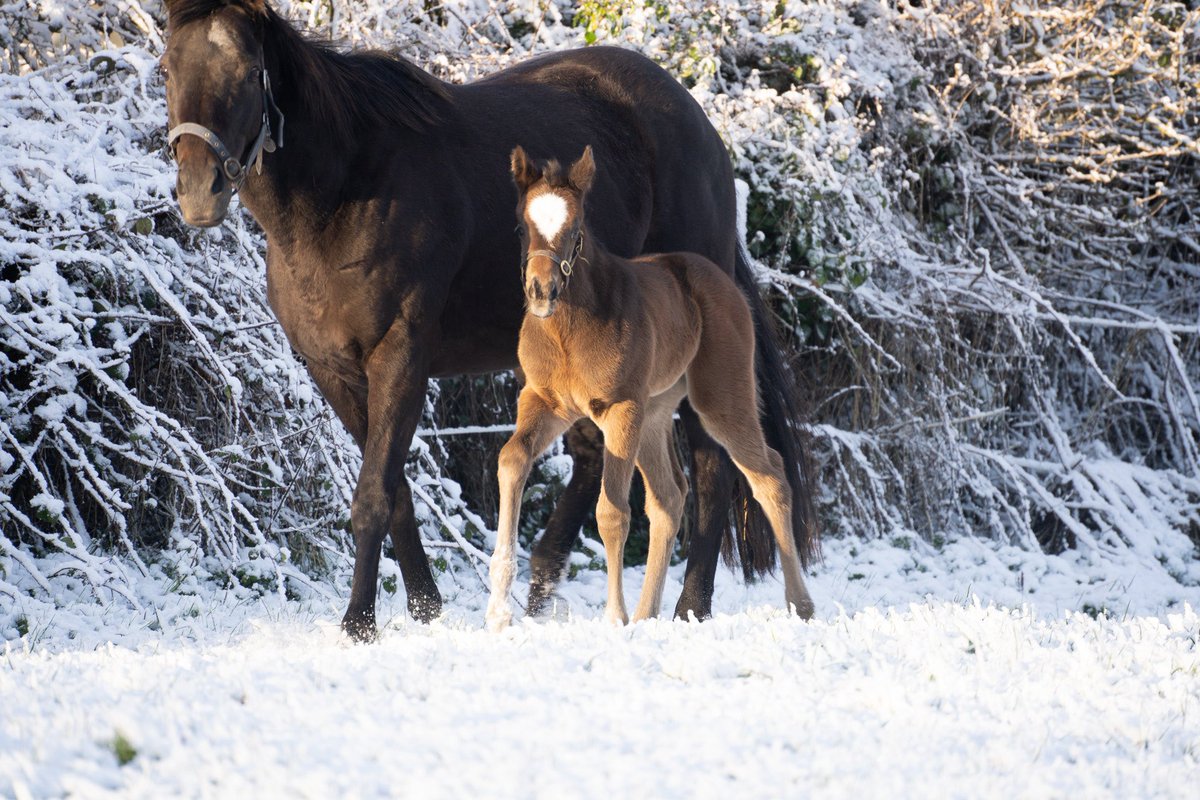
xmin=3 ymin=0 xmax=1199 ymax=796
xmin=4 ymin=535 xmax=1199 ymax=799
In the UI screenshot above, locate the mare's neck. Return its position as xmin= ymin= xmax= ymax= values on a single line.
xmin=232 ymin=14 xmax=446 ymax=250
xmin=235 ymin=56 xmax=347 ymax=244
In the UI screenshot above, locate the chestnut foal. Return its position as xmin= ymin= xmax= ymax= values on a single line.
xmin=486 ymin=146 xmax=814 ymax=630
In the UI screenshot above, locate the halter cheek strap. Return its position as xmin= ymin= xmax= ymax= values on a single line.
xmin=523 ymin=230 xmax=587 ymax=288
xmin=167 ymin=67 xmax=285 ymax=188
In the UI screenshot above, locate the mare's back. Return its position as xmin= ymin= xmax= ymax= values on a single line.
xmin=467 ymin=47 xmax=736 ymax=265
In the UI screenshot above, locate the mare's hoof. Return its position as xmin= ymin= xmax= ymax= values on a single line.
xmin=526 ymin=584 xmax=554 ymax=618
xmin=341 ymin=611 xmax=378 ymax=643
xmin=526 ymin=560 xmax=565 ymax=617
xmin=673 ymin=592 xmax=713 ymax=622
xmin=408 ymin=592 xmax=443 ymax=624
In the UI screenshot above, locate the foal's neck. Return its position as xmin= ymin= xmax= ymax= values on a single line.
xmin=533 ymin=229 xmax=623 ymax=330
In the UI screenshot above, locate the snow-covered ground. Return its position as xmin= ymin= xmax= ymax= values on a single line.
xmin=4 ymin=535 xmax=1198 ymax=798
xmin=3 ymin=1 xmax=1199 ymax=796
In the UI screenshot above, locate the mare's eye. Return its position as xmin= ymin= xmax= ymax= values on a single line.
xmin=515 ymin=224 xmax=526 ymax=237
xmin=159 ymin=61 xmax=169 ymax=81
xmin=247 ymin=66 xmax=262 ymax=83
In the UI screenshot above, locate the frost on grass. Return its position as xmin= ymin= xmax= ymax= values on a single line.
xmin=1 ymin=0 xmax=1198 ymax=619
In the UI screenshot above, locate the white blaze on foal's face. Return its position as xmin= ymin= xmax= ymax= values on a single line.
xmin=527 ymin=191 xmax=570 ymax=245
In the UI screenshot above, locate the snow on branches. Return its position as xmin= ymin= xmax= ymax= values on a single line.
xmin=2 ymin=0 xmax=1198 ymax=607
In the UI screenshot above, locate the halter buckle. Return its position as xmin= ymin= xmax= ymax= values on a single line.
xmin=223 ymin=157 xmax=243 ymax=181
xmin=166 ymin=62 xmax=284 ymax=189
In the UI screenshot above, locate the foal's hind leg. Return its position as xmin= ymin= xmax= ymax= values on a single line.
xmin=632 ymin=390 xmax=688 ymax=621
xmin=705 ymin=418 xmax=813 ymax=618
xmin=487 ymin=390 xmax=572 ymax=631
xmin=688 ymin=378 xmax=814 ymax=619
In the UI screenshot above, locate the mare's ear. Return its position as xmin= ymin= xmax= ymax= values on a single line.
xmin=569 ymin=146 xmax=596 ymax=194
xmin=226 ymin=0 xmax=268 ymax=17
xmin=164 ymin=0 xmax=268 ymax=20
xmin=511 ymin=146 xmax=541 ymax=193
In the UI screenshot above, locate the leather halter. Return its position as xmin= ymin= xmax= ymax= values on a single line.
xmin=523 ymin=230 xmax=587 ymax=290
xmin=167 ymin=67 xmax=285 ymax=188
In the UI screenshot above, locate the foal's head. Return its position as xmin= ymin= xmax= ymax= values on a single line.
xmin=510 ymin=146 xmax=597 ymax=318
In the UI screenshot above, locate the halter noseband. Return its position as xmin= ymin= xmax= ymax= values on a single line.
xmin=524 ymin=230 xmax=587 ymax=289
xmin=167 ymin=67 xmax=285 ymax=188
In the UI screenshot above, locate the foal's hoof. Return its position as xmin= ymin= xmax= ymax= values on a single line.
xmin=790 ymin=597 xmax=816 ymax=621
xmin=485 ymin=606 xmax=512 ymax=632
xmin=341 ymin=611 xmax=378 ymax=643
xmin=407 ymin=592 xmax=443 ymax=624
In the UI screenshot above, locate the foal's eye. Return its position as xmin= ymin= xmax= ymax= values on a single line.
xmin=514 ymin=224 xmax=526 ymax=237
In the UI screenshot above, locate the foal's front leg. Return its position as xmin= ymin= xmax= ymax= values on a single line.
xmin=593 ymin=400 xmax=645 ymax=625
xmin=487 ymin=390 xmax=572 ymax=631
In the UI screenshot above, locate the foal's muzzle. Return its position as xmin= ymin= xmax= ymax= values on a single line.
xmin=526 ymin=275 xmax=560 ymax=318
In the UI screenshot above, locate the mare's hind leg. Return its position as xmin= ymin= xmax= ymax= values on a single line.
xmin=593 ymin=399 xmax=646 ymax=625
xmin=688 ymin=376 xmax=814 ymax=619
xmin=527 ymin=420 xmax=605 ymax=616
xmin=487 ymin=390 xmax=572 ymax=631
xmin=631 ymin=388 xmax=688 ymax=621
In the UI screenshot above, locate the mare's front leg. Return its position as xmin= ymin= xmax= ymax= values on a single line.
xmin=488 ymin=390 xmax=573 ymax=631
xmin=593 ymin=400 xmax=645 ymax=625
xmin=342 ymin=320 xmax=439 ymax=641
xmin=527 ymin=419 xmax=604 ymax=615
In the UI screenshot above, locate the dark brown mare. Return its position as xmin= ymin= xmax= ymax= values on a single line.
xmin=487 ymin=147 xmax=815 ymax=630
xmin=161 ymin=0 xmax=816 ymax=639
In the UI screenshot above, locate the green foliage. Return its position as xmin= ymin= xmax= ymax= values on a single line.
xmin=110 ymin=731 xmax=137 ymax=766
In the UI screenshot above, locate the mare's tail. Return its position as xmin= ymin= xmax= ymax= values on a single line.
xmin=724 ymin=244 xmax=820 ymax=575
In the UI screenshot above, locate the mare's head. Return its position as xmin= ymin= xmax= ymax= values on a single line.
xmin=510 ymin=146 xmax=596 ymax=318
xmin=162 ymin=0 xmax=280 ymax=226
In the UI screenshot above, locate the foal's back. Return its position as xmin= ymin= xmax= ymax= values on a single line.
xmin=627 ymin=251 xmax=754 ymax=387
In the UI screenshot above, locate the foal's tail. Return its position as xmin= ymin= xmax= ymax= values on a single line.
xmin=725 ymin=245 xmax=820 ymax=574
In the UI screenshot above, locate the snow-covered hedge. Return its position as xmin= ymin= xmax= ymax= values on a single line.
xmin=2 ymin=0 xmax=1198 ymax=607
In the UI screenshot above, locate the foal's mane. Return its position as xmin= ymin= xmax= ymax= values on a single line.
xmin=166 ymin=0 xmax=450 ymax=139
xmin=531 ymin=159 xmax=574 ymax=191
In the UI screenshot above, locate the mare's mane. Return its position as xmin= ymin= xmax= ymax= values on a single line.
xmin=165 ymin=0 xmax=450 ymax=140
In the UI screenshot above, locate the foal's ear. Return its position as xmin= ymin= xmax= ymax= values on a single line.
xmin=510 ymin=146 xmax=540 ymax=193
xmin=569 ymin=146 xmax=596 ymax=194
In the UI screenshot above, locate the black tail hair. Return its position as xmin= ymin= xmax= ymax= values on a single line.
xmin=722 ymin=244 xmax=820 ymax=574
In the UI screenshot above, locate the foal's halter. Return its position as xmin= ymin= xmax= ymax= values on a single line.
xmin=523 ymin=230 xmax=587 ymax=290
xmin=167 ymin=66 xmax=285 ymax=188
